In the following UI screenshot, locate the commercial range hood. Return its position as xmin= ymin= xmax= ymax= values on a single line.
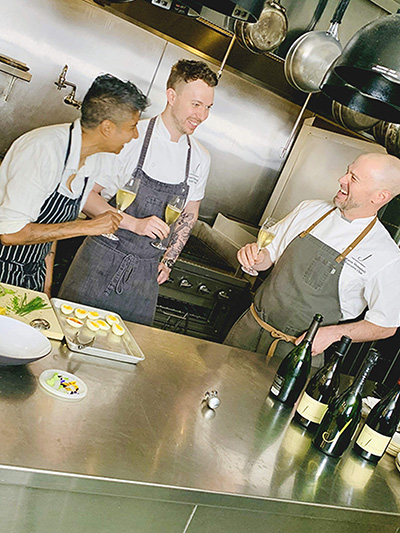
xmin=96 ymin=0 xmax=399 ymax=120
xmin=102 ymin=0 xmax=262 ymax=25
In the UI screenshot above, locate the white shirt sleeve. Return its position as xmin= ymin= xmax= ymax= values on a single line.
xmin=363 ymin=257 xmax=400 ymax=327
xmin=0 ymin=138 xmax=61 ymax=234
xmin=264 ymin=201 xmax=310 ymax=263
xmin=90 ymin=153 xmax=124 ymax=201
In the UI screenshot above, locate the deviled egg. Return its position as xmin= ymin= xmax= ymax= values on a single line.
xmin=75 ymin=308 xmax=88 ymax=319
xmin=60 ymin=304 xmax=74 ymax=315
xmin=96 ymin=319 xmax=110 ymax=331
xmin=87 ymin=311 xmax=100 ymax=321
xmin=106 ymin=314 xmax=119 ymax=326
xmin=111 ymin=323 xmax=125 ymax=336
xmin=66 ymin=317 xmax=84 ymax=328
xmin=86 ymin=320 xmax=100 ymax=332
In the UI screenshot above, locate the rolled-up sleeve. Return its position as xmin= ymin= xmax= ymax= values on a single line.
xmin=0 ymin=139 xmax=59 ymax=234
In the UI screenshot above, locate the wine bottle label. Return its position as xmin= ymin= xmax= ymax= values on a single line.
xmin=355 ymin=424 xmax=391 ymax=456
xmin=296 ymin=392 xmax=328 ymax=424
xmin=270 ymin=374 xmax=284 ymax=396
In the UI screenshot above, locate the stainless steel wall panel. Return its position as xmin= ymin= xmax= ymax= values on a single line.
xmin=145 ymin=42 xmax=302 ymax=224
xmin=0 ymin=0 xmax=311 ymax=224
xmin=0 ymin=0 xmax=166 ymax=155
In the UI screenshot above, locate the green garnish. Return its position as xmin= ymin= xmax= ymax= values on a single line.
xmin=0 ymin=284 xmax=15 ymax=297
xmin=8 ymin=293 xmax=50 ymax=316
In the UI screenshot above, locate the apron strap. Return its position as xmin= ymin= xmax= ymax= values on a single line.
xmin=250 ymin=304 xmax=297 ymax=361
xmin=135 ymin=116 xmax=192 ymax=187
xmin=335 ymin=216 xmax=377 ymax=263
xmin=299 ymin=208 xmax=336 ymax=238
xmin=184 ymin=135 xmax=191 ymax=185
xmin=63 ymin=123 xmax=74 ymax=169
xmin=299 ymin=207 xmax=378 ymax=264
xmin=136 ymin=116 xmax=157 ymax=171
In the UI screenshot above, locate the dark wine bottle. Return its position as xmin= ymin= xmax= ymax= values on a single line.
xmin=353 ymin=377 xmax=400 ymax=464
xmin=313 ymin=348 xmax=380 ymax=458
xmin=269 ymin=314 xmax=323 ymax=406
xmin=293 ymin=335 xmax=352 ymax=430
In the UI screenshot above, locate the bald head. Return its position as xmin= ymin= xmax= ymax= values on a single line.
xmin=355 ymin=153 xmax=400 ymax=199
xmin=334 ymin=152 xmax=400 ymax=219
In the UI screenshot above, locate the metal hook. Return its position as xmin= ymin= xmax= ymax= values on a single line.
xmin=280 ymin=93 xmax=312 ymax=158
xmin=217 ymin=34 xmax=236 ymax=79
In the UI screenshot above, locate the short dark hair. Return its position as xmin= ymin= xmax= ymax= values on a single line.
xmin=166 ymin=60 xmax=218 ymax=90
xmin=81 ymin=74 xmax=149 ymax=129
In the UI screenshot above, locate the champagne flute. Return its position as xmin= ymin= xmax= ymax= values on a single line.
xmin=102 ymin=175 xmax=141 ymax=241
xmin=151 ymin=194 xmax=185 ymax=251
xmin=241 ymin=218 xmax=277 ymax=276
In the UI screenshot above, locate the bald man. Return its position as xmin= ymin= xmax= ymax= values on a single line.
xmin=224 ymin=153 xmax=400 ymax=366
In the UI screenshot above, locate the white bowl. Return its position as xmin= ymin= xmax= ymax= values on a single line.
xmin=0 ymin=315 xmax=51 ymax=365
xmin=391 ymin=431 xmax=400 ymax=446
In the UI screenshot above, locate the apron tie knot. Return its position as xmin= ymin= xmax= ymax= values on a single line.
xmin=250 ymin=304 xmax=297 ymax=361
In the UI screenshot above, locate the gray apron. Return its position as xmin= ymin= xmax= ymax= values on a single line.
xmin=224 ymin=209 xmax=377 ymax=366
xmin=59 ymin=117 xmax=191 ymax=325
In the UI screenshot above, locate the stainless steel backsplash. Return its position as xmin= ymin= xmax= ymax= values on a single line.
xmin=0 ymin=0 xmax=378 ymax=226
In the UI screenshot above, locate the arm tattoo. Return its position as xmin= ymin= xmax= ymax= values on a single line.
xmin=164 ymin=211 xmax=196 ymax=262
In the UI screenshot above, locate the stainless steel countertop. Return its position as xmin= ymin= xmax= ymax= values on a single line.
xmin=0 ymin=323 xmax=399 ymax=517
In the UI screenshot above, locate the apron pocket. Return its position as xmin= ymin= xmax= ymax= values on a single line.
xmin=303 ymin=254 xmax=337 ymax=291
xmin=105 ymin=254 xmax=138 ymax=296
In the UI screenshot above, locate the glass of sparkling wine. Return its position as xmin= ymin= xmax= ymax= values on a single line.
xmin=151 ymin=194 xmax=185 ymax=251
xmin=102 ymin=176 xmax=141 ymax=241
xmin=241 ymin=218 xmax=277 ymax=276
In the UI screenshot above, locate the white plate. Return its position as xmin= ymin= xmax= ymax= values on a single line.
xmin=39 ymin=369 xmax=87 ymax=400
xmin=0 ymin=315 xmax=52 ymax=365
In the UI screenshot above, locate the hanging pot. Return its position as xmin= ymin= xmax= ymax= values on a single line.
xmin=235 ymin=0 xmax=288 ymax=54
xmin=330 ymin=13 xmax=400 ymax=120
xmin=331 ymin=101 xmax=379 ymax=132
xmin=371 ymin=121 xmax=400 ymax=157
xmin=384 ymin=123 xmax=400 ymax=158
xmin=284 ymin=0 xmax=351 ymax=93
xmin=372 ymin=121 xmax=389 ymax=147
xmin=277 ymin=0 xmax=329 ymax=57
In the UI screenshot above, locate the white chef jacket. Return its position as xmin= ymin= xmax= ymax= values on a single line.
xmin=266 ymin=200 xmax=400 ymax=328
xmin=0 ymin=119 xmax=98 ymax=234
xmin=93 ymin=115 xmax=210 ymax=202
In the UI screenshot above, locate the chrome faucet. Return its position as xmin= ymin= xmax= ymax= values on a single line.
xmin=54 ymin=64 xmax=82 ymax=109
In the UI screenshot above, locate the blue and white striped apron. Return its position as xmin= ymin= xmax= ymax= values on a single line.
xmin=0 ymin=123 xmax=89 ymax=291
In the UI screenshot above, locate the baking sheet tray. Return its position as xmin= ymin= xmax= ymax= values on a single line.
xmin=0 ymin=283 xmax=63 ymax=340
xmin=51 ymin=298 xmax=145 ymax=364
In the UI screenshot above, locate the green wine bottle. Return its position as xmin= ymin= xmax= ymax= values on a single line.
xmin=313 ymin=348 xmax=380 ymax=458
xmin=293 ymin=336 xmax=352 ymax=430
xmin=269 ymin=314 xmax=323 ymax=406
xmin=353 ymin=377 xmax=400 ymax=464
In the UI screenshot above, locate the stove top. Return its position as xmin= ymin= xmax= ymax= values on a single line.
xmin=180 ymin=235 xmax=235 ymax=274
